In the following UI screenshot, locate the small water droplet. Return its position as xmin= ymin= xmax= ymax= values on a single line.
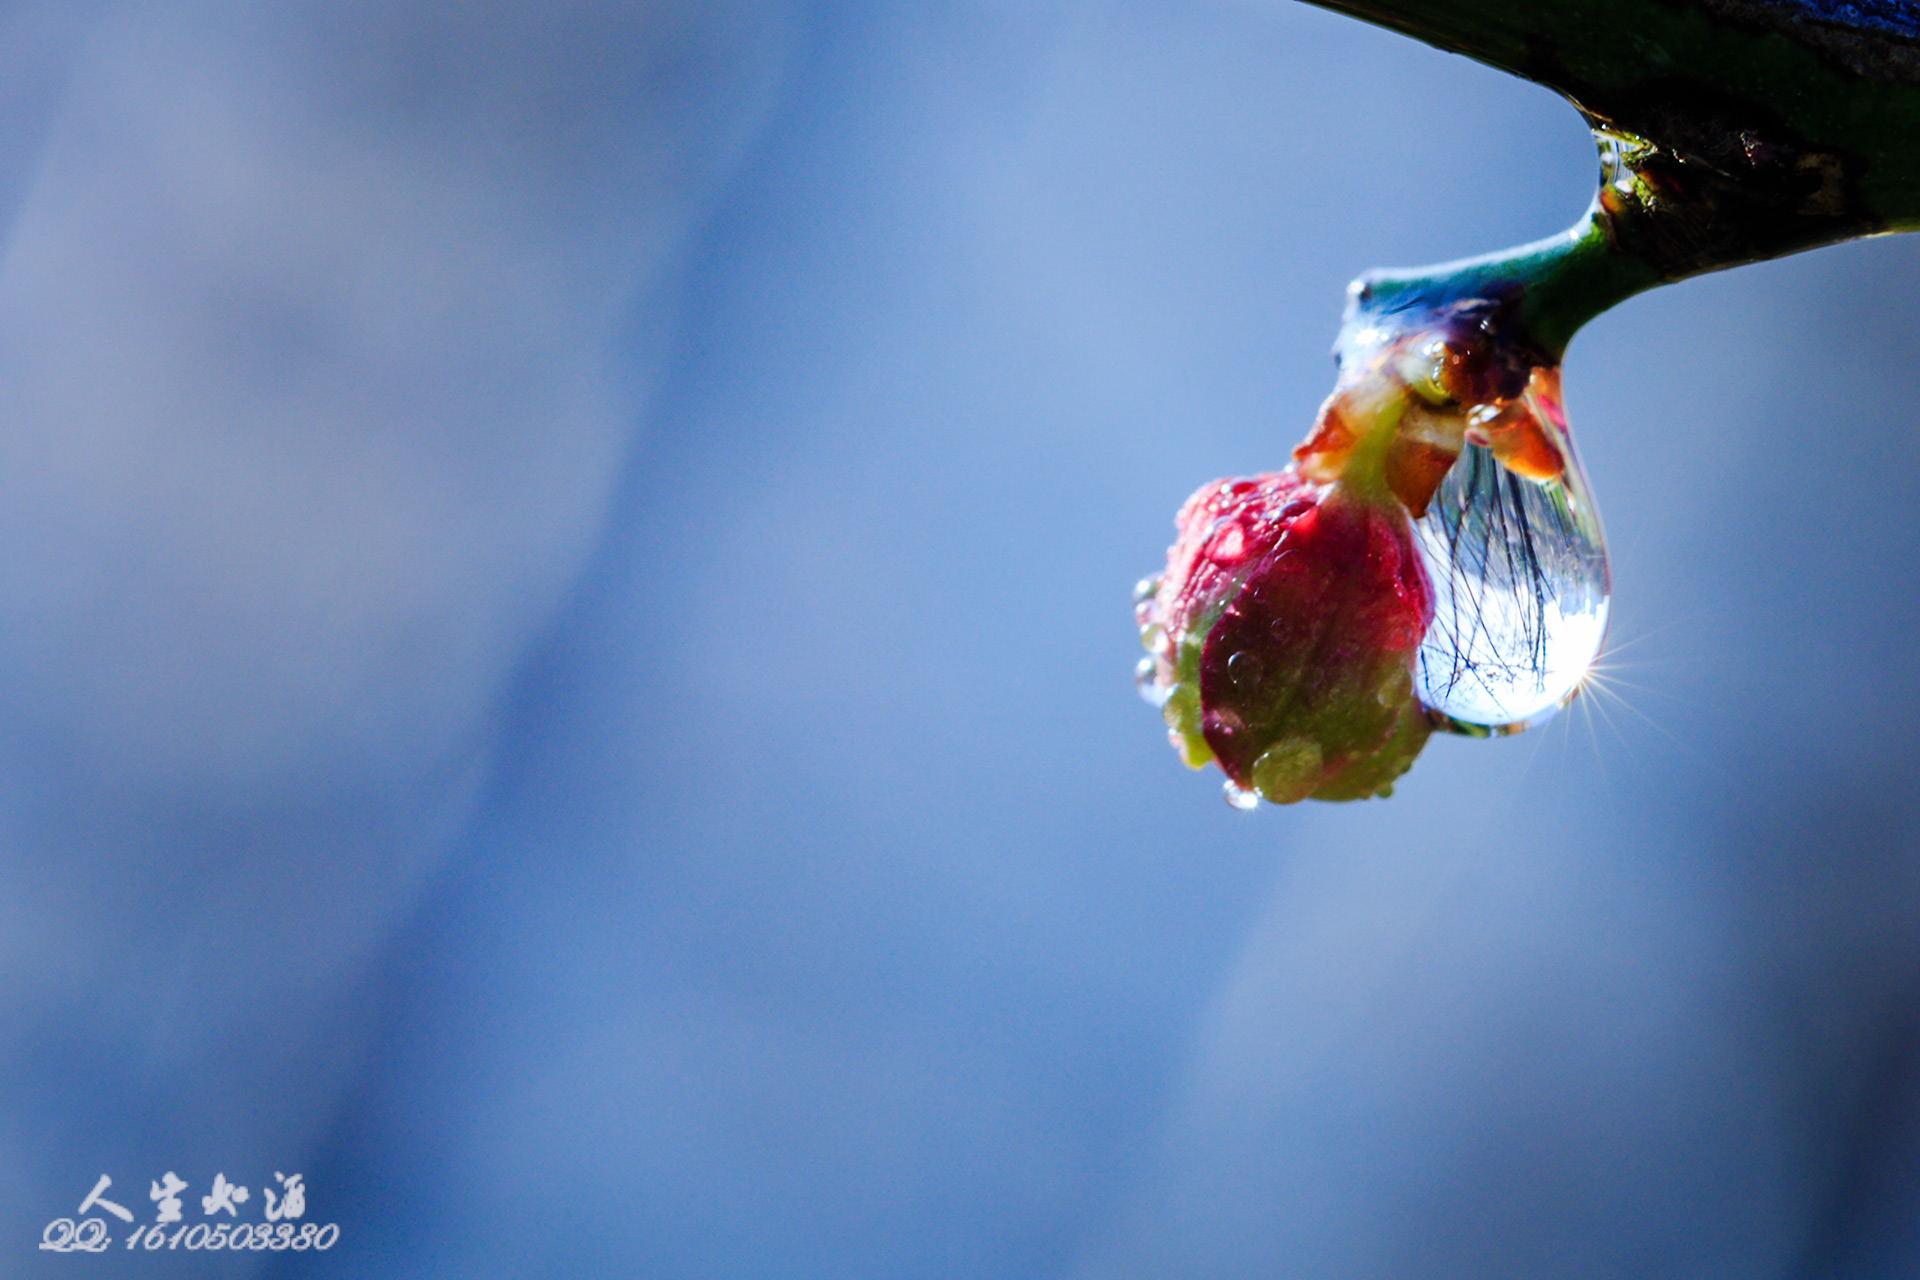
xmin=1226 ymin=650 xmax=1264 ymax=690
xmin=1133 ymin=576 xmax=1161 ymax=605
xmin=1251 ymin=737 xmax=1322 ymax=804
xmin=1412 ymin=421 xmax=1609 ymax=733
xmin=1163 ymin=682 xmax=1200 ymax=731
xmin=1135 ymin=656 xmax=1169 ymax=706
xmin=1222 ymin=779 xmax=1259 ymax=811
xmin=1204 ymin=520 xmax=1248 ymax=564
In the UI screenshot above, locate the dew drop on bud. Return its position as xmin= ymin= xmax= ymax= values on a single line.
xmin=1203 ymin=521 xmax=1248 ymax=564
xmin=1250 ymin=737 xmax=1322 ymax=805
xmin=1222 ymin=779 xmax=1260 ymax=811
xmin=1225 ymin=650 xmax=1264 ymax=690
xmin=1135 ymin=656 xmax=1169 ymax=707
xmin=1412 ymin=432 xmax=1609 ymax=734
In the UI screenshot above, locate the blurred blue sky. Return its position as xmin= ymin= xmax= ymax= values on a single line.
xmin=2 ymin=2 xmax=1919 ymax=1277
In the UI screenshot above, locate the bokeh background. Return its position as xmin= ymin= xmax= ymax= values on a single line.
xmin=3 ymin=1 xmax=1919 ymax=1276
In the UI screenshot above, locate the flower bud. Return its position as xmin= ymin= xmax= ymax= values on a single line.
xmin=1137 ymin=469 xmax=1433 ymax=804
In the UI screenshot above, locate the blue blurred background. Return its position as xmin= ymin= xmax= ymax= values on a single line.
xmin=3 ymin=2 xmax=1919 ymax=1276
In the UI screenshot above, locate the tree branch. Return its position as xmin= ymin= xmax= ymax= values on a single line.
xmin=1304 ymin=0 xmax=1920 ymax=352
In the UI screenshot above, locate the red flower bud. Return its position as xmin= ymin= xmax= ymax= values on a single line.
xmin=1137 ymin=469 xmax=1433 ymax=805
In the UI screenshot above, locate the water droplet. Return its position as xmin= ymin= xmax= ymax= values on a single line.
xmin=1225 ymin=650 xmax=1264 ymax=690
xmin=1222 ymin=779 xmax=1259 ymax=811
xmin=1135 ymin=656 xmax=1169 ymax=706
xmin=1412 ymin=430 xmax=1609 ymax=734
xmin=1250 ymin=737 xmax=1322 ymax=804
xmin=1133 ymin=576 xmax=1161 ymax=605
xmin=1203 ymin=520 xmax=1249 ymax=564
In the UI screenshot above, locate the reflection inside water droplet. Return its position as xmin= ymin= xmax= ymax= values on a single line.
xmin=1222 ymin=779 xmax=1259 ymax=811
xmin=1412 ymin=432 xmax=1609 ymax=734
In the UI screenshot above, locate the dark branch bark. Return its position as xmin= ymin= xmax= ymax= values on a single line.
xmin=1304 ymin=0 xmax=1920 ymax=294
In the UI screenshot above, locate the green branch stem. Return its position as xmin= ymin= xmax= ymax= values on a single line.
xmin=1309 ymin=0 xmax=1920 ymax=354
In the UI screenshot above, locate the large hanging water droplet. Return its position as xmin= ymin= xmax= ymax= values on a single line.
xmin=1411 ymin=416 xmax=1609 ymax=734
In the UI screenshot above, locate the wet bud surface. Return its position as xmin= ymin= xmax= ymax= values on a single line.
xmin=1139 ymin=471 xmax=1433 ymax=804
